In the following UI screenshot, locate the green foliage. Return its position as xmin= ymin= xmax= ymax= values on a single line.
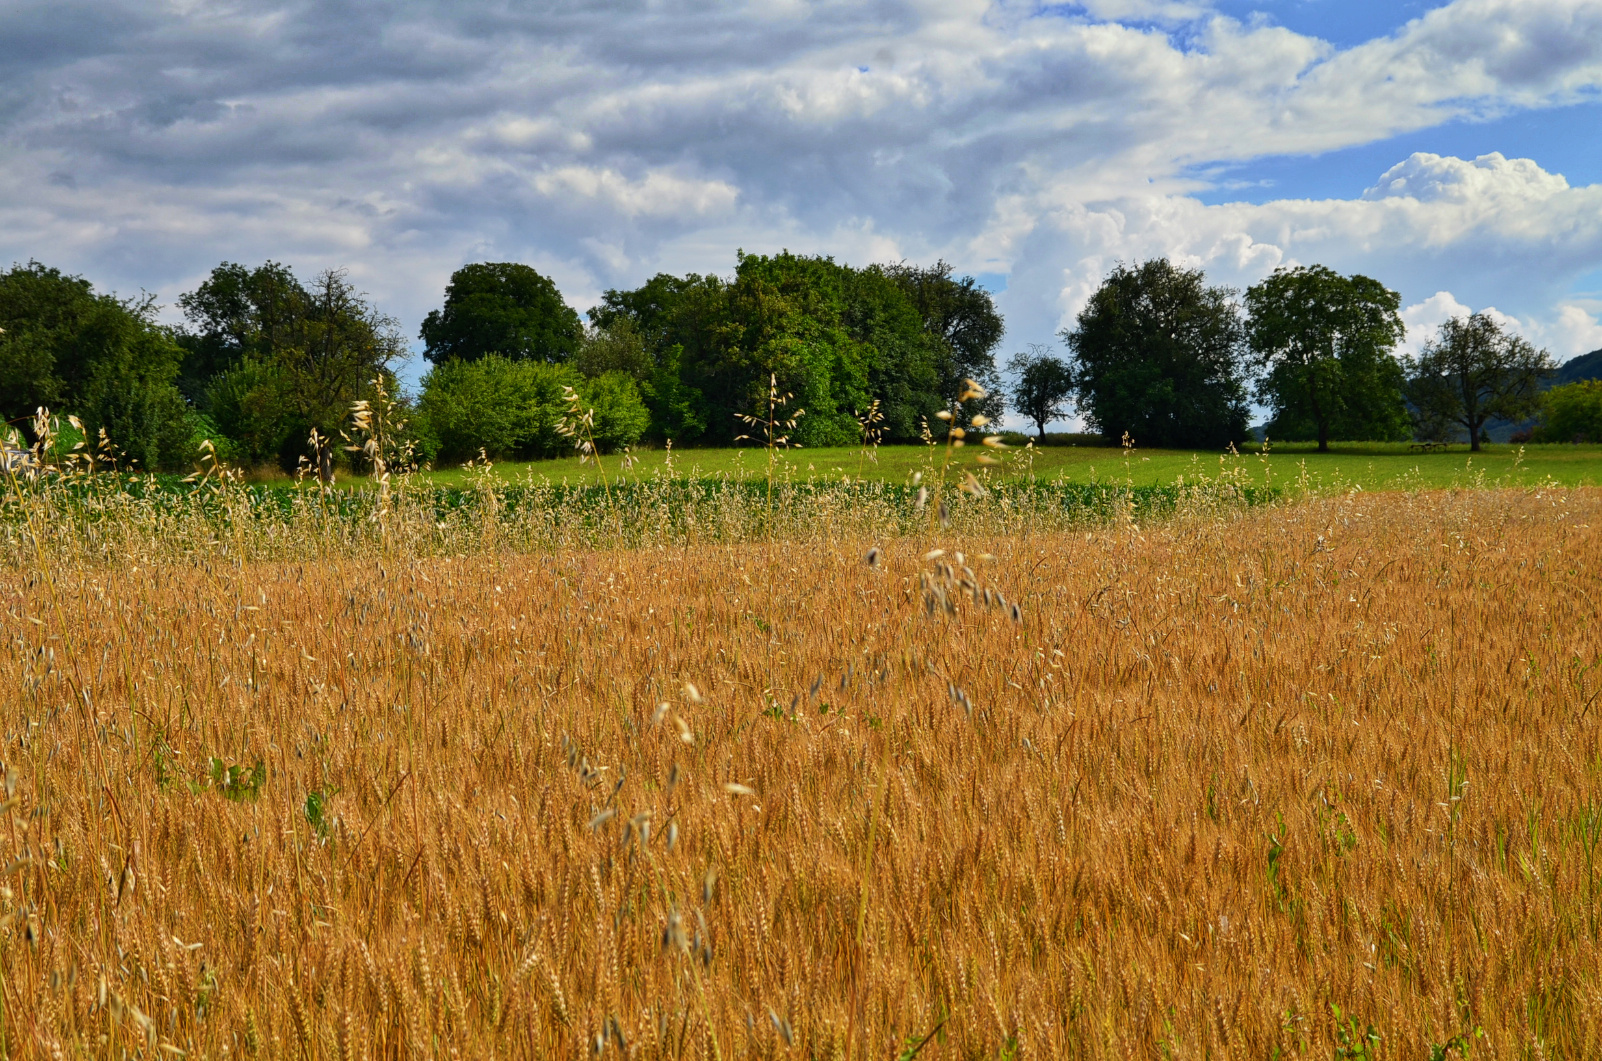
xmin=1407 ymin=314 xmax=1555 ymax=452
xmin=417 ymin=356 xmax=644 ymax=462
xmin=589 ymin=252 xmax=1000 ymax=447
xmin=417 ymin=355 xmax=571 ymax=462
xmin=1265 ymin=813 xmax=1293 ymax=913
xmin=578 ymin=371 xmax=650 ymax=452
xmin=421 ymin=262 xmax=582 ymax=364
xmin=1063 ymin=259 xmax=1251 ymax=449
xmin=880 ymin=259 xmax=1005 ymax=424
xmin=1331 ymin=1004 xmax=1381 ymax=1059
xmin=1246 ymin=266 xmax=1409 ymax=449
xmin=573 ymin=319 xmax=652 ymax=381
xmin=1007 ymin=344 xmax=1075 ymax=439
xmin=176 ymin=260 xmax=305 ymax=399
xmin=204 ymin=358 xmax=295 ymax=466
xmin=640 ymin=343 xmax=706 ymax=443
xmin=1534 ymin=380 xmax=1602 ymax=443
xmin=0 ymin=260 xmax=192 ymax=469
xmin=208 ymin=757 xmax=266 ymax=802
xmin=180 ymin=264 xmax=406 ymax=469
xmin=304 ymin=789 xmax=333 ymax=838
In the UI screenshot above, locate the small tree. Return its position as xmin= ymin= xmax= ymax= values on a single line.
xmin=1006 ymin=345 xmax=1074 ymax=440
xmin=1406 ymin=314 xmax=1555 ymax=452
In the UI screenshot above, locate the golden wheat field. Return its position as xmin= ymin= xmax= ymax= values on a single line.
xmin=4 ymin=488 xmax=1602 ymax=1059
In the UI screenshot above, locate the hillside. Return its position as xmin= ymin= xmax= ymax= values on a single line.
xmin=1485 ymin=346 xmax=1602 ymax=441
xmin=1553 ymin=347 xmax=1602 ymax=386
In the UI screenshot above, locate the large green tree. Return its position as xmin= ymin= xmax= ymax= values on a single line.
xmin=176 ymin=261 xmax=306 ymax=400
xmin=181 ymin=264 xmax=406 ymax=468
xmin=883 ymin=260 xmax=1005 ymax=421
xmin=1063 ymin=259 xmax=1250 ymax=449
xmin=1245 ymin=265 xmax=1409 ymax=450
xmin=0 ymin=261 xmax=191 ymax=469
xmin=1406 ymin=314 xmax=1555 ymax=452
xmin=420 ymin=263 xmax=581 ymax=364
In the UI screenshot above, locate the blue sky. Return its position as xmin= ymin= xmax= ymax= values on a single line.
xmin=1190 ymin=100 xmax=1602 ymax=205
xmin=2 ymin=0 xmax=1601 ymax=419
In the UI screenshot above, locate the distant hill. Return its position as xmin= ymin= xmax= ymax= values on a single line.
xmin=1486 ymin=347 xmax=1602 ymax=442
xmin=1552 ymin=348 xmax=1602 ymax=388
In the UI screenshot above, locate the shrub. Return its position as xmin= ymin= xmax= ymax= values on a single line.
xmin=205 ymin=359 xmax=301 ymax=468
xmin=416 ymin=355 xmax=569 ymax=463
xmin=577 ymin=371 xmax=650 ymax=452
xmin=1534 ymin=380 xmax=1602 ymax=443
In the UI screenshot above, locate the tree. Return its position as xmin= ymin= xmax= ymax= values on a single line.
xmin=1006 ymin=345 xmax=1074 ymax=439
xmin=1245 ymin=265 xmax=1409 ymax=450
xmin=883 ymin=260 xmax=1006 ymax=421
xmin=1534 ymin=380 xmax=1602 ymax=443
xmin=278 ymin=269 xmax=406 ymax=438
xmin=588 ymin=254 xmax=991 ymax=446
xmin=1406 ymin=314 xmax=1555 ymax=452
xmin=572 ymin=319 xmax=652 ymax=381
xmin=0 ymin=261 xmax=192 ymax=468
xmin=414 ymin=356 xmax=647 ymax=463
xmin=181 ymin=264 xmax=406 ymax=468
xmin=420 ymin=263 xmax=581 ymax=364
xmin=1063 ymin=259 xmax=1250 ymax=449
xmin=176 ymin=261 xmax=306 ymax=400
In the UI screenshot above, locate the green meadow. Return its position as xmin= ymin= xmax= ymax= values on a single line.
xmin=413 ymin=439 xmax=1602 ymax=492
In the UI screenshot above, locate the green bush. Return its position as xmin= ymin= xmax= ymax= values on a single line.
xmin=1534 ymin=381 xmax=1602 ymax=443
xmin=416 ymin=355 xmax=566 ymax=463
xmin=578 ymin=371 xmax=650 ymax=452
xmin=417 ymin=357 xmax=652 ymax=464
xmin=81 ymin=364 xmax=191 ymax=471
xmin=205 ymin=359 xmax=300 ymax=468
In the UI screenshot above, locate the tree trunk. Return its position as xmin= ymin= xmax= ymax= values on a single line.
xmin=1037 ymin=422 xmax=1047 ymax=441
xmin=1308 ymin=377 xmax=1329 ymax=453
xmin=1470 ymin=420 xmax=1482 ymax=452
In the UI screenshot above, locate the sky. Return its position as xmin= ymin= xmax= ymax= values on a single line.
xmin=4 ymin=0 xmax=1602 ymax=423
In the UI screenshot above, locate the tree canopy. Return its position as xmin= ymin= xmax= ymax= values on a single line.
xmin=1063 ymin=259 xmax=1250 ymax=449
xmin=0 ymin=261 xmax=191 ymax=469
xmin=586 ymin=252 xmax=1002 ymax=447
xmin=1534 ymin=380 xmax=1602 ymax=443
xmin=181 ymin=263 xmax=405 ymax=468
xmin=420 ymin=263 xmax=582 ymax=364
xmin=1407 ymin=313 xmax=1555 ymax=451
xmin=1245 ymin=265 xmax=1409 ymax=450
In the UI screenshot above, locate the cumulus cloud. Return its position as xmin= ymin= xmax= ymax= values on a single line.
xmin=0 ymin=0 xmax=1599 ymax=379
xmin=1394 ymin=292 xmax=1602 ymax=362
xmin=992 ymin=150 xmax=1602 ymax=366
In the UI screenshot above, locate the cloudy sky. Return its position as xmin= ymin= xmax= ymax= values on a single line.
xmin=5 ymin=0 xmax=1602 ymax=409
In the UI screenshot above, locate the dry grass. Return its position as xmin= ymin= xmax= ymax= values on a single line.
xmin=2 ymin=488 xmax=1601 ymax=1059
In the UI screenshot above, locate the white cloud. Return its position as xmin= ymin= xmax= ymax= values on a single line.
xmin=0 ymin=0 xmax=1599 ymax=388
xmin=1394 ymin=291 xmax=1602 ymax=364
xmin=531 ymin=167 xmax=740 ymax=219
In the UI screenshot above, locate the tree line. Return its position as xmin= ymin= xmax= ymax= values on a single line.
xmin=0 ymin=252 xmax=1579 ymax=471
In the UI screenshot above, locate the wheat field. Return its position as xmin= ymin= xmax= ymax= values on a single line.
xmin=3 ymin=487 xmax=1601 ymax=1059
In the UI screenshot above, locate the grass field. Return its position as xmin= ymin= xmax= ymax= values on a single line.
xmin=4 ymin=485 xmax=1602 ymax=1058
xmin=416 ymin=440 xmax=1602 ymax=492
